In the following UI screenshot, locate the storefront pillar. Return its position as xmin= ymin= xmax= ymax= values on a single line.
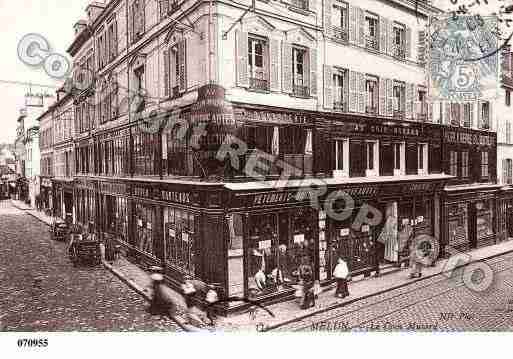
xmin=154 ymin=205 xmax=165 ymax=265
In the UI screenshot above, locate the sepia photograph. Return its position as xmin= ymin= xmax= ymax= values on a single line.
xmin=1 ymin=0 xmax=513 ymax=356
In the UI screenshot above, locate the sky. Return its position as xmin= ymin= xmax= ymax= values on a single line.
xmin=0 ymin=0 xmax=93 ymax=144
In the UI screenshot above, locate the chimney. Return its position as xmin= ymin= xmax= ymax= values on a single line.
xmin=86 ymin=2 xmax=107 ymax=25
xmin=73 ymin=20 xmax=88 ymax=35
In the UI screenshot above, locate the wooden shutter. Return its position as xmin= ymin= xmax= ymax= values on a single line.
xmin=379 ymin=77 xmax=386 ymax=116
xmin=163 ymin=48 xmax=170 ymax=97
xmin=113 ymin=19 xmax=118 ymax=58
xmin=324 ymin=0 xmax=333 ymax=38
xmin=417 ymin=30 xmax=426 ymax=67
xmin=387 ymin=21 xmax=394 ymax=56
xmin=348 ymin=4 xmax=357 ymax=44
xmin=405 ymin=83 xmax=414 ymax=119
xmin=386 ymin=78 xmax=393 ymax=116
xmin=380 ymin=17 xmax=388 ymax=54
xmin=282 ymin=41 xmax=293 ymax=94
xmin=358 ymin=7 xmax=365 ymax=47
xmin=350 ymin=139 xmax=365 ymax=177
xmin=349 ymin=70 xmax=358 ymax=112
xmin=476 ymin=101 xmax=482 ymax=128
xmin=469 ymin=103 xmax=474 ymax=127
xmin=444 ymin=102 xmax=451 ymax=125
xmin=406 ymin=142 xmax=418 ymax=175
xmin=405 ymin=26 xmax=412 ymax=59
xmin=358 ymin=72 xmax=365 ymax=113
xmin=235 ymin=30 xmax=249 ymax=87
xmin=270 ymin=38 xmax=280 ymax=91
xmin=503 ymin=159 xmax=508 ymax=184
xmin=178 ymin=39 xmax=187 ymax=92
xmin=309 ymin=47 xmax=318 ymax=96
xmin=323 ymin=65 xmax=333 ymax=109
xmin=380 ymin=141 xmax=394 ymax=176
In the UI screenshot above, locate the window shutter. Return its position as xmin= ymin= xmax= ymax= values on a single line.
xmin=348 ymin=4 xmax=357 ymax=44
xmin=358 ymin=7 xmax=365 ymax=47
xmin=380 ymin=17 xmax=388 ymax=54
xmin=469 ymin=102 xmax=474 ymax=127
xmin=235 ymin=30 xmax=249 ymax=88
xmin=282 ymin=41 xmax=293 ymax=94
xmin=405 ymin=26 xmax=412 ymax=59
xmin=163 ymin=48 xmax=170 ymax=97
xmin=488 ymin=102 xmax=493 ymax=129
xmin=324 ymin=0 xmax=333 ymax=38
xmin=387 ymin=21 xmax=394 ymax=57
xmin=503 ymin=159 xmax=507 ymax=184
xmin=379 ymin=77 xmax=386 ymax=115
xmin=386 ymin=78 xmax=393 ymax=116
xmin=405 ymin=83 xmax=413 ymax=119
xmin=270 ymin=38 xmax=280 ymax=92
xmin=444 ymin=102 xmax=451 ymax=125
xmin=309 ymin=47 xmax=318 ymax=96
xmin=178 ymin=39 xmax=187 ymax=92
xmin=349 ymin=70 xmax=358 ymax=112
xmin=358 ymin=72 xmax=365 ymax=113
xmin=417 ymin=30 xmax=426 ymax=67
xmin=323 ymin=65 xmax=333 ymax=109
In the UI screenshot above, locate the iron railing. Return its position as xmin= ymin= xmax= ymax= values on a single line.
xmin=293 ymin=85 xmax=310 ymax=97
xmin=332 ymin=26 xmax=348 ymax=42
xmin=365 ymin=35 xmax=379 ymax=51
xmin=392 ymin=44 xmax=406 ymax=59
xmin=333 ymin=101 xmax=347 ymax=111
xmin=250 ymin=77 xmax=269 ymax=91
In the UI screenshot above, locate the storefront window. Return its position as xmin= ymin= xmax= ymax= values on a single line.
xmin=134 ymin=203 xmax=155 ymax=257
xmin=447 ymin=203 xmax=469 ymax=251
xmin=246 ymin=210 xmax=314 ymax=298
xmin=476 ymin=200 xmax=494 ymax=239
xmin=163 ymin=207 xmax=196 ymax=274
xmin=228 ymin=214 xmax=244 ymax=297
xmin=113 ymin=197 xmax=128 ymax=244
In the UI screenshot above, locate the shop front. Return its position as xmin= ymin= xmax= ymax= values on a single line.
xmin=224 ymin=176 xmax=448 ymax=311
xmin=74 ymin=178 xmax=97 ymax=230
xmin=39 ymin=177 xmax=53 ymax=211
xmin=442 ymin=185 xmax=502 ymax=254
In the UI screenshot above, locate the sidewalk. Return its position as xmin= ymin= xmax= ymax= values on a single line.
xmin=10 ymin=199 xmax=54 ymax=226
xmin=12 ymin=199 xmax=513 ymax=331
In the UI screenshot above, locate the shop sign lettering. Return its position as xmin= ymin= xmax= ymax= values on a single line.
xmin=161 ymin=190 xmax=191 ymax=204
xmin=253 ymin=192 xmax=301 ymax=205
xmin=444 ymin=131 xmax=493 ymax=146
xmin=234 ymin=109 xmax=307 ymax=124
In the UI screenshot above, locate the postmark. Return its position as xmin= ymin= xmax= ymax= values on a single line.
xmin=428 ymin=14 xmax=500 ymax=102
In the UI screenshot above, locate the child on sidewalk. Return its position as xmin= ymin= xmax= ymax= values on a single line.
xmin=333 ymin=258 xmax=349 ymax=298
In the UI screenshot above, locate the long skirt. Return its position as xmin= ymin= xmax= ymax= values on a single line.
xmin=335 ymin=278 xmax=349 ymax=297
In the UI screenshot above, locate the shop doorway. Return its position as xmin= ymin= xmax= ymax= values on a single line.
xmin=64 ymin=191 xmax=73 ymax=224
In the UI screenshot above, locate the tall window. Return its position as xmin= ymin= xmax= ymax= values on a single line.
xmin=334 ymin=138 xmax=348 ymax=175
xmin=366 ymin=76 xmax=378 ymax=113
xmin=449 ymin=151 xmax=458 ymax=176
xmin=333 ymin=70 xmax=346 ymax=110
xmin=463 ymin=103 xmax=472 ymax=127
xmin=132 ymin=0 xmax=145 ymax=43
xmin=393 ymin=82 xmax=405 ymax=113
xmin=506 ymin=90 xmax=511 ymax=107
xmin=365 ymin=13 xmax=379 ymax=50
xmin=481 ymin=101 xmax=490 ymax=129
xmin=134 ymin=203 xmax=154 ymax=257
xmin=332 ymin=2 xmax=348 ymax=41
xmin=393 ymin=23 xmax=405 ymax=58
xmin=461 ymin=151 xmax=469 ymax=178
xmin=248 ymin=36 xmax=268 ymax=90
xmin=481 ymin=151 xmax=489 ymax=178
xmin=292 ymin=47 xmax=308 ymax=97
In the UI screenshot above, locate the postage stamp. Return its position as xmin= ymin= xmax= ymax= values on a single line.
xmin=428 ymin=14 xmax=500 ymax=102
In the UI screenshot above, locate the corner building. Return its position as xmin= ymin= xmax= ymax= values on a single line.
xmin=66 ymin=0 xmax=502 ymax=314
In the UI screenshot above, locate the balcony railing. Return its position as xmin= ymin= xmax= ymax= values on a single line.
xmin=392 ymin=44 xmax=406 ymax=59
xmin=332 ymin=26 xmax=348 ymax=42
xmin=333 ymin=101 xmax=347 ymax=111
xmin=293 ymin=85 xmax=310 ymax=97
xmin=249 ymin=77 xmax=269 ymax=91
xmin=480 ymin=120 xmax=490 ymax=130
xmin=365 ymin=35 xmax=379 ymax=51
xmin=366 ymin=106 xmax=378 ymax=114
xmin=289 ymin=0 xmax=309 ymax=10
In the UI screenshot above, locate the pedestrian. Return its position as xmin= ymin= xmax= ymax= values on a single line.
xmin=409 ymin=239 xmax=423 ymax=279
xmin=333 ymin=258 xmax=350 ymax=298
xmin=298 ymin=256 xmax=315 ymax=309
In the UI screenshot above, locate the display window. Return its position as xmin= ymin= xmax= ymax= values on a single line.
xmin=134 ymin=202 xmax=155 ymax=257
xmin=447 ymin=203 xmax=469 ymax=251
xmin=163 ymin=207 xmax=196 ymax=275
xmin=476 ymin=199 xmax=494 ymax=240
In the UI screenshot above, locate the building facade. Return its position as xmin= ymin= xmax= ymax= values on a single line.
xmin=53 ymin=0 xmax=508 ymax=314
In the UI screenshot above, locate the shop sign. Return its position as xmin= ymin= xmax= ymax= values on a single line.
xmin=252 ymin=192 xmax=300 ymax=206
xmin=234 ymin=109 xmax=308 ymax=125
xmin=444 ymin=130 xmax=494 ymax=146
xmin=293 ymin=234 xmax=305 ymax=244
xmin=190 ymin=84 xmax=235 ymax=126
xmin=161 ymin=190 xmax=191 ymax=204
xmin=258 ymin=239 xmax=271 ymax=249
xmin=331 ymin=121 xmax=424 ymax=138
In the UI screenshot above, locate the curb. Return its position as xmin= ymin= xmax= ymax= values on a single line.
xmin=263 ymin=247 xmax=513 ymax=331
xmin=10 ymin=200 xmax=52 ymax=227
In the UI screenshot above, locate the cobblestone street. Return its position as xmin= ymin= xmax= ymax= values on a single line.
xmin=274 ymin=252 xmax=513 ymax=332
xmin=0 ymin=201 xmax=182 ymax=331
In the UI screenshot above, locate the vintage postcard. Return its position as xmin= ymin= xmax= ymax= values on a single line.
xmin=1 ymin=0 xmax=513 ymax=356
